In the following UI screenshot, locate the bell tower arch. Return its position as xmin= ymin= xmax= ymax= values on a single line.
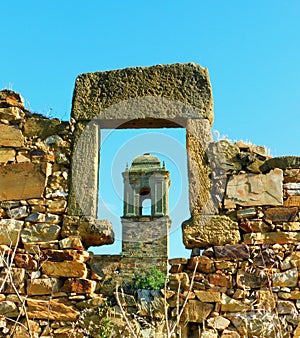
xmin=122 ymin=153 xmax=170 ymax=218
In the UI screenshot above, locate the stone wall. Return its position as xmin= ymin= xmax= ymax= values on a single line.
xmin=0 ymin=90 xmax=115 ymax=337
xmin=168 ymin=141 xmax=300 ymax=337
xmin=0 ymin=62 xmax=300 ymax=337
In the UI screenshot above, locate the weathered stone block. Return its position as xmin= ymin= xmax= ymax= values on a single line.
xmin=272 ymin=268 xmax=298 ymax=287
xmin=27 ymin=278 xmax=61 ymax=295
xmin=209 ymin=273 xmax=232 ymax=288
xmin=239 ymin=218 xmax=272 ymax=233
xmin=194 ymin=290 xmax=221 ymax=303
xmin=0 ymin=124 xmax=23 ymax=147
xmin=41 ymin=261 xmax=88 ymax=278
xmin=23 ymin=116 xmax=63 ymax=139
xmin=220 ymin=294 xmax=250 ymax=312
xmin=182 ymin=215 xmax=240 ymax=248
xmin=186 ymin=118 xmax=214 ymax=216
xmin=21 ymin=223 xmax=61 ymax=243
xmin=261 ymin=156 xmax=300 ymax=172
xmin=214 ymin=244 xmax=250 ymax=260
xmin=62 ymin=216 xmax=114 ymax=248
xmin=0 ymin=148 xmax=15 ymax=162
xmin=0 ymin=301 xmax=19 ymax=317
xmin=207 ymin=140 xmax=241 ymax=171
xmin=0 ymin=162 xmax=51 ymax=201
xmin=284 ymin=196 xmax=300 ymax=207
xmin=244 ymin=232 xmax=300 ymax=245
xmin=187 ymin=256 xmax=216 ymax=273
xmin=0 ymin=268 xmax=25 ymax=294
xmin=62 ymin=278 xmax=96 ymax=294
xmin=264 ymin=206 xmax=298 ymax=222
xmin=72 ymin=63 xmax=214 ymax=124
xmin=41 ymin=249 xmax=90 ymax=263
xmin=0 ymin=90 xmax=24 ymax=109
xmin=27 ymin=298 xmax=80 ymax=321
xmin=224 ymin=168 xmax=283 ymax=208
xmin=0 ymin=219 xmax=23 ymax=246
xmin=59 ymin=235 xmax=84 ymax=250
xmin=180 ymin=300 xmax=213 ymax=323
xmin=14 ymin=254 xmax=37 ymax=270
xmin=207 ymin=316 xmax=230 ymax=330
xmin=236 ymin=269 xmax=267 ymax=289
xmin=0 ymin=106 xmax=24 ymax=121
xmin=7 ymin=205 xmax=28 ymax=219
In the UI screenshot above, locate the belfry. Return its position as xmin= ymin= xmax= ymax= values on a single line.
xmin=121 ymin=153 xmax=171 ymax=271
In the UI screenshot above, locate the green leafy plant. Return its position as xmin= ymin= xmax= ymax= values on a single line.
xmin=131 ymin=267 xmax=166 ymax=291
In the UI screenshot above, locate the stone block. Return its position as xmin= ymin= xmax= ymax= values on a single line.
xmin=182 ymin=215 xmax=240 ymax=248
xmin=236 ymin=269 xmax=267 ymax=289
xmin=59 ymin=236 xmax=84 ymax=250
xmin=27 ymin=298 xmax=80 ymax=321
xmin=41 ymin=261 xmax=88 ymax=278
xmin=186 ymin=118 xmax=214 ymax=216
xmin=0 ymin=162 xmax=51 ymax=201
xmin=0 ymin=148 xmax=15 ymax=162
xmin=0 ymin=219 xmax=23 ymax=246
xmin=41 ymin=249 xmax=90 ymax=263
xmin=277 ymin=300 xmax=298 ymax=315
xmin=14 ymin=253 xmax=37 ymax=270
xmin=21 ymin=223 xmax=61 ymax=243
xmin=207 ymin=316 xmax=230 ymax=330
xmin=62 ymin=216 xmax=114 ymax=247
xmin=62 ymin=278 xmax=96 ymax=294
xmin=0 ymin=268 xmax=25 ymax=294
xmin=7 ymin=205 xmax=28 ymax=219
xmin=0 ymin=106 xmax=24 ymax=121
xmin=284 ymin=196 xmax=300 ymax=207
xmin=224 ymin=168 xmax=283 ymax=208
xmin=264 ymin=207 xmax=298 ymax=222
xmin=239 ymin=219 xmax=272 ymax=233
xmin=0 ymin=301 xmax=19 ymax=317
xmin=244 ymin=231 xmax=300 ymax=245
xmin=71 ymin=63 xmax=214 ymax=124
xmin=255 ymin=290 xmax=276 ymax=312
xmin=23 ymin=116 xmax=63 ymax=138
xmin=27 ymin=278 xmax=61 ymax=295
xmin=0 ymin=90 xmax=24 ymax=109
xmin=220 ymin=294 xmax=250 ymax=312
xmin=272 ymin=268 xmax=298 ymax=287
xmin=214 ymin=245 xmax=250 ymax=260
xmin=261 ymin=156 xmax=300 ymax=172
xmin=207 ymin=140 xmax=241 ymax=171
xmin=0 ymin=124 xmax=23 ymax=147
xmin=194 ymin=290 xmax=221 ymax=303
xmin=209 ymin=273 xmax=232 ymax=288
xmin=187 ymin=256 xmax=216 ymax=273
xmin=180 ymin=300 xmax=213 ymax=323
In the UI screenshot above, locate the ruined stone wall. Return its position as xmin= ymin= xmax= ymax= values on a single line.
xmin=0 ymin=90 xmax=115 ymax=337
xmin=1 ymin=62 xmax=300 ymax=337
xmin=168 ymin=141 xmax=300 ymax=337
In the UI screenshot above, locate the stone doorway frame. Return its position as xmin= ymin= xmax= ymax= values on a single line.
xmin=67 ymin=63 xmax=214 ymax=221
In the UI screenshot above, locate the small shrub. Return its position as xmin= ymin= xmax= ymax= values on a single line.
xmin=131 ymin=267 xmax=166 ymax=291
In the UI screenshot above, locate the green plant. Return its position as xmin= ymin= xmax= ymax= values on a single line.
xmin=132 ymin=267 xmax=166 ymax=291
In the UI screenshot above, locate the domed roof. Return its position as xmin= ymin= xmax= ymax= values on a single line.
xmin=130 ymin=153 xmax=162 ymax=171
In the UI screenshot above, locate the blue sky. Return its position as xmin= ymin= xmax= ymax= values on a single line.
xmin=1 ymin=1 xmax=299 ymax=257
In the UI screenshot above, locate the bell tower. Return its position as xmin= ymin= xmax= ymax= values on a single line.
xmin=121 ymin=153 xmax=171 ymax=272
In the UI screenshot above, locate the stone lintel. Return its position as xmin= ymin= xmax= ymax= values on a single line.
xmin=71 ymin=63 xmax=214 ymax=125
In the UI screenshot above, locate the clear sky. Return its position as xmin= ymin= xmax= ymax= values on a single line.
xmin=1 ymin=1 xmax=299 ymax=257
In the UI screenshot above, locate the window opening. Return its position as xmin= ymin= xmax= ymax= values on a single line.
xmin=91 ymin=128 xmax=190 ymax=258
xmin=141 ymin=198 xmax=152 ymax=216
